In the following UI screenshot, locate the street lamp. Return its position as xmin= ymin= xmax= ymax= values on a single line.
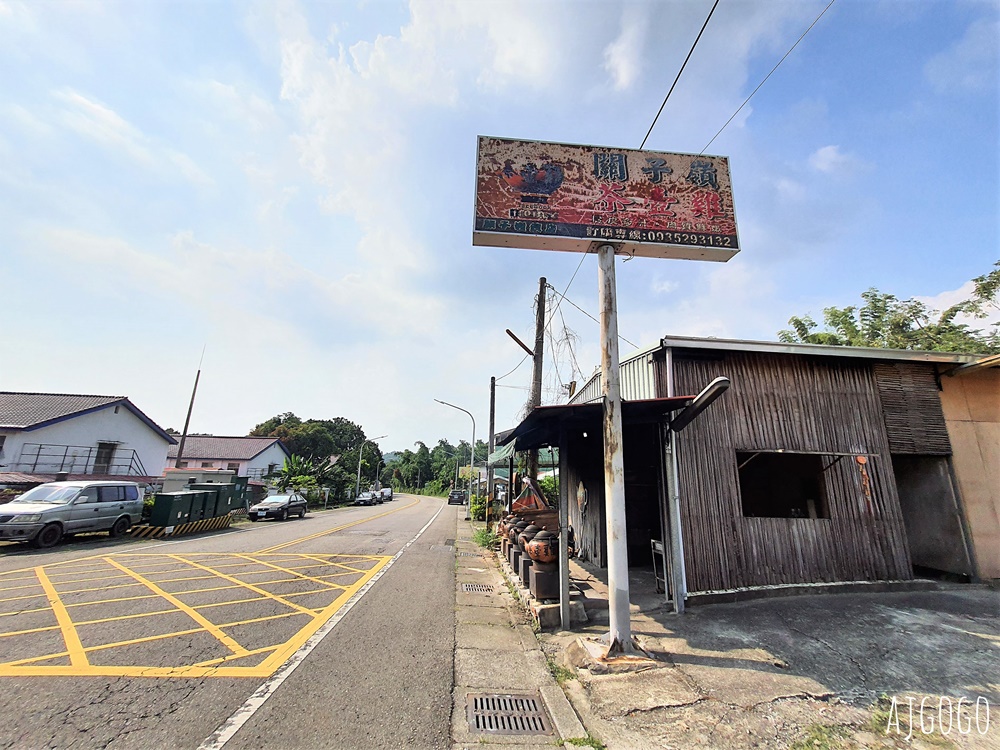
xmin=434 ymin=399 xmax=475 ymax=518
xmin=355 ymin=434 xmax=387 ymax=498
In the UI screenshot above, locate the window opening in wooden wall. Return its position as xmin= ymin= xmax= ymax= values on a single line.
xmin=737 ymin=452 xmax=829 ymax=519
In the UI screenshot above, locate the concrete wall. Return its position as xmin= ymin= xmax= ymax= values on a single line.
xmin=940 ymin=367 xmax=1000 ymax=579
xmin=0 ymin=405 xmax=171 ymax=477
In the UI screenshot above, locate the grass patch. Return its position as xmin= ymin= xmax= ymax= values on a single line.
xmin=566 ymin=735 xmax=606 ymax=750
xmin=472 ymin=527 xmax=500 ymax=549
xmin=788 ymin=724 xmax=850 ymax=750
xmin=863 ymin=695 xmax=957 ymax=748
xmin=546 ymin=656 xmax=575 ymax=685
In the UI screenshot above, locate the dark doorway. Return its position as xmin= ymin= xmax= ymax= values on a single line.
xmin=623 ymin=423 xmax=663 ymax=567
xmin=94 ymin=442 xmax=117 ymax=474
xmin=893 ymin=455 xmax=974 ymax=578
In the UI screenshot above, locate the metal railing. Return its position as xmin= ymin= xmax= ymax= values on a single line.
xmin=11 ymin=443 xmax=148 ymax=476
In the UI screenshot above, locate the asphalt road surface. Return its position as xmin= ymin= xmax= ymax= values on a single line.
xmin=0 ymin=494 xmax=457 ymax=750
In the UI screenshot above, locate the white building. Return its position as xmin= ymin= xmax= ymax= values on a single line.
xmin=166 ymin=436 xmax=290 ymax=479
xmin=0 ymin=392 xmax=176 ymax=481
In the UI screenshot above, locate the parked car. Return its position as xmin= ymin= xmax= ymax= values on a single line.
xmin=355 ymin=491 xmax=377 ymax=506
xmin=0 ymin=481 xmax=143 ymax=548
xmin=380 ymin=487 xmax=393 ymax=502
xmin=248 ymin=493 xmax=307 ymax=521
xmin=447 ymin=489 xmax=467 ymax=505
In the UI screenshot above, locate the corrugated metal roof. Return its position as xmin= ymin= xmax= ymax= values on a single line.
xmin=0 ymin=392 xmax=124 ymax=429
xmin=660 ymin=335 xmax=985 ymax=363
xmin=168 ymin=436 xmax=289 ymax=461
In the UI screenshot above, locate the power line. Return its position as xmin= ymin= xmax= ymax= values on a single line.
xmin=701 ymin=0 xmax=837 ymax=154
xmin=640 ymin=0 xmax=721 ymax=150
xmin=495 ymin=353 xmax=529 ymax=383
xmin=547 ymin=283 xmax=639 ymax=349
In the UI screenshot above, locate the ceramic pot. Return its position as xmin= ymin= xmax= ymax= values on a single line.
xmin=517 ymin=524 xmax=540 ymax=552
xmin=509 ymin=520 xmax=528 ymax=546
xmin=526 ymin=529 xmax=558 ymax=564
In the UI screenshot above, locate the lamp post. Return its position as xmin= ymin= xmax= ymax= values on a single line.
xmin=355 ymin=434 xmax=387 ymax=499
xmin=434 ymin=399 xmax=475 ymax=520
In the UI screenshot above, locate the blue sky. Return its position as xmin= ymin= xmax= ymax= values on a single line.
xmin=1 ymin=0 xmax=997 ymax=453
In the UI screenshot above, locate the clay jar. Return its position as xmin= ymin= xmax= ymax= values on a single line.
xmin=509 ymin=520 xmax=528 ymax=547
xmin=517 ymin=524 xmax=540 ymax=552
xmin=526 ymin=529 xmax=558 ymax=564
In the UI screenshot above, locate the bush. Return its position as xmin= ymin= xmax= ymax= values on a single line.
xmin=469 ymin=494 xmax=486 ymax=521
xmin=472 ymin=527 xmax=499 ymax=549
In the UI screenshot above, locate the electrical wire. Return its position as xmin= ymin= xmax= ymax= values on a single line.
xmin=495 ymin=353 xmax=530 ymax=383
xmin=701 ymin=0 xmax=837 ymax=154
xmin=640 ymin=0 xmax=721 ymax=150
xmin=547 ymin=283 xmax=639 ymax=349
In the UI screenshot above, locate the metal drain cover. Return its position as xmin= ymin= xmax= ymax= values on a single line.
xmin=461 ymin=583 xmax=494 ymax=593
xmin=457 ymin=551 xmax=481 ymax=558
xmin=466 ymin=692 xmax=553 ymax=735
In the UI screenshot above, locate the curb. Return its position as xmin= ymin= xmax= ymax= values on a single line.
xmin=454 ymin=520 xmax=588 ymax=749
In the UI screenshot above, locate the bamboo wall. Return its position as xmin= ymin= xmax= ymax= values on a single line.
xmin=665 ymin=350 xmax=914 ymax=592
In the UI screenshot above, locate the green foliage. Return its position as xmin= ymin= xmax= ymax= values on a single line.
xmin=545 ymin=656 xmax=576 ymax=685
xmin=565 ymin=735 xmax=606 ymax=750
xmin=469 ymin=494 xmax=486 ymax=521
xmin=537 ymin=475 xmax=559 ymax=503
xmin=472 ymin=527 xmax=499 ymax=549
xmin=779 ymin=263 xmax=1000 ymax=354
xmin=787 ymin=725 xmax=850 ymax=750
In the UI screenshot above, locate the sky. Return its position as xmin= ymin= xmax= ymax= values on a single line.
xmin=0 ymin=0 xmax=997 ymax=456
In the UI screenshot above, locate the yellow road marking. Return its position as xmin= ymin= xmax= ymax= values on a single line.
xmin=193 ymin=645 xmax=279 ymax=668
xmin=35 ymin=567 xmax=89 ymax=668
xmin=164 ymin=555 xmax=316 ymax=617
xmin=105 ymin=558 xmax=249 ymax=657
xmin=257 ymin=498 xmax=420 ymax=553
xmin=228 ymin=554 xmax=351 ymax=591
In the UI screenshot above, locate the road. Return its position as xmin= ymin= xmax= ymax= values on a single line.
xmin=0 ymin=494 xmax=457 ymax=750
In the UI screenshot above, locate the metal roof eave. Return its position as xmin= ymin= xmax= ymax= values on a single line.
xmin=660 ymin=335 xmax=985 ymax=365
xmin=498 ymin=396 xmax=693 ymax=452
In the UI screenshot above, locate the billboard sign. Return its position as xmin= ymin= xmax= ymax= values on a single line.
xmin=474 ymin=136 xmax=739 ymax=261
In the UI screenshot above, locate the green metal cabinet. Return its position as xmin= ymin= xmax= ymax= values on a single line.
xmin=149 ymin=492 xmax=194 ymax=527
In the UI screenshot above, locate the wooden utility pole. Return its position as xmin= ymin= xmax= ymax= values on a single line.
xmin=528 ymin=276 xmax=546 ymax=481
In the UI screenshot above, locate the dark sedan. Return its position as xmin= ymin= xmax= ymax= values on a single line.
xmin=447 ymin=490 xmax=467 ymax=505
xmin=248 ymin=493 xmax=308 ymax=521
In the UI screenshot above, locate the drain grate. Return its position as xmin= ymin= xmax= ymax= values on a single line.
xmin=466 ymin=692 xmax=553 ymax=735
xmin=457 ymin=551 xmax=480 ymax=558
xmin=461 ymin=583 xmax=494 ymax=593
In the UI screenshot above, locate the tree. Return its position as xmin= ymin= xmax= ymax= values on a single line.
xmin=779 ymin=263 xmax=1000 ymax=354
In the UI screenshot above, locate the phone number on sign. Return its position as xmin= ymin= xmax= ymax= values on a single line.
xmin=637 ymin=230 xmax=734 ymax=247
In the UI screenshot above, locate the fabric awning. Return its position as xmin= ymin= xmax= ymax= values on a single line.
xmin=497 ymin=396 xmax=694 ymax=452
xmin=487 ymin=441 xmax=516 ymax=466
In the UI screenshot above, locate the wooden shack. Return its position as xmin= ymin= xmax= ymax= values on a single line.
xmin=506 ymin=336 xmax=991 ymax=596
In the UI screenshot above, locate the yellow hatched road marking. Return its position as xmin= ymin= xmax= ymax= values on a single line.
xmin=228 ymin=554 xmax=351 ymax=591
xmin=164 ymin=555 xmax=316 ymax=617
xmin=105 ymin=558 xmax=249 ymax=657
xmin=34 ymin=567 xmax=89 ymax=668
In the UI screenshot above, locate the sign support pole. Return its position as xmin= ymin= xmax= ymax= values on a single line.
xmin=597 ymin=242 xmax=633 ymax=654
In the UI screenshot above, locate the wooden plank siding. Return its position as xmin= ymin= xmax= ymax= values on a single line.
xmin=664 ymin=350 xmax=913 ymax=592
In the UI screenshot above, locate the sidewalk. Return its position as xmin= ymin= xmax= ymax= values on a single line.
xmin=451 ymin=518 xmax=590 ymax=749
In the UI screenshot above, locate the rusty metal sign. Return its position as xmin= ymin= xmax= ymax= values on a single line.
xmin=474 ymin=136 xmax=739 ymax=261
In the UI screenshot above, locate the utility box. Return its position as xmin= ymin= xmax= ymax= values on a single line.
xmin=189 ymin=483 xmax=235 ymax=517
xmin=188 ymin=490 xmax=212 ymax=522
xmin=149 ymin=492 xmax=194 ymax=528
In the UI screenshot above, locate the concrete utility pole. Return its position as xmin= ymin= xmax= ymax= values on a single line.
xmin=487 ymin=376 xmax=496 ymax=525
xmin=597 ymin=244 xmax=633 ymax=655
xmin=528 ymin=276 xmax=546 ymax=481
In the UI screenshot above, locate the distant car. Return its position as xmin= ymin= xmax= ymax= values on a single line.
xmin=355 ymin=492 xmax=377 ymax=506
xmin=248 ymin=493 xmax=307 ymax=521
xmin=380 ymin=487 xmax=393 ymax=502
xmin=447 ymin=490 xmax=467 ymax=505
xmin=0 ymin=480 xmax=143 ymax=548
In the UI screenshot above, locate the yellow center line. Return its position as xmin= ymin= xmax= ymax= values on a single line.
xmin=34 ymin=567 xmax=89 ymax=668
xmin=105 ymin=558 xmax=249 ymax=657
xmin=257 ymin=498 xmax=420 ymax=553
xmin=164 ymin=555 xmax=317 ymax=617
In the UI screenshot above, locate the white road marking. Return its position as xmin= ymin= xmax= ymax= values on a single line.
xmin=196 ymin=499 xmax=446 ymax=750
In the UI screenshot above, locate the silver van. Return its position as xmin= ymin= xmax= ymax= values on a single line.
xmin=0 ymin=481 xmax=143 ymax=548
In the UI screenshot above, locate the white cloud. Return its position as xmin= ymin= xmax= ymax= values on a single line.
xmin=53 ymin=89 xmax=212 ymax=187
xmin=808 ymin=145 xmax=865 ymax=175
xmin=925 ymin=18 xmax=1000 ymax=94
xmin=603 ymin=6 xmax=646 ymax=91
